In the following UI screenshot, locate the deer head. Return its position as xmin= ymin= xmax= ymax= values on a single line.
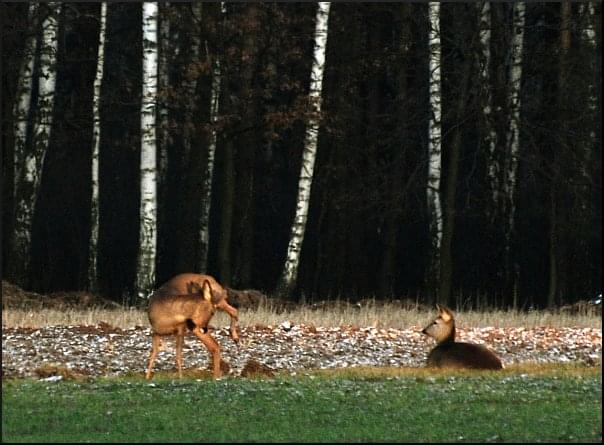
xmin=421 ymin=304 xmax=456 ymax=344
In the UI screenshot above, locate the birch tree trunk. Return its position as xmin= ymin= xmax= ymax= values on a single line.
xmin=278 ymin=2 xmax=331 ymax=296
xmin=505 ymin=2 xmax=525 ymax=243
xmin=10 ymin=3 xmax=60 ymax=285
xmin=136 ymin=2 xmax=159 ymax=298
xmin=198 ymin=56 xmax=221 ymax=272
xmin=504 ymin=1 xmax=525 ymax=305
xmin=12 ymin=2 xmax=39 ymax=193
xmin=88 ymin=2 xmax=107 ymax=294
xmin=426 ymin=2 xmax=443 ymax=300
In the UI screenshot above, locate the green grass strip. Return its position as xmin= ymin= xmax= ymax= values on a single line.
xmin=2 ymin=365 xmax=602 ymax=443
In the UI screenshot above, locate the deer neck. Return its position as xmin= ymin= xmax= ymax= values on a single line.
xmin=437 ymin=323 xmax=456 ymax=344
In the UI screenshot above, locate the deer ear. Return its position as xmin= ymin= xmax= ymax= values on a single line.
xmin=202 ymin=280 xmax=212 ymax=302
xmin=439 ymin=305 xmax=453 ymax=322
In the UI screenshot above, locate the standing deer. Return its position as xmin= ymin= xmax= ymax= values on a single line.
xmin=421 ymin=304 xmax=503 ymax=370
xmin=145 ymin=273 xmax=240 ymax=379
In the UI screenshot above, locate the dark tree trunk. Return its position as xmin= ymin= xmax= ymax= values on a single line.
xmin=439 ymin=10 xmax=474 ymax=307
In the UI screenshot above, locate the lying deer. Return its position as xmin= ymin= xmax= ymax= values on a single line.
xmin=421 ymin=304 xmax=503 ymax=370
xmin=145 ymin=273 xmax=240 ymax=380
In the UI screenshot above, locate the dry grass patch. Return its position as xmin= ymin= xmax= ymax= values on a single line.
xmin=308 ymin=361 xmax=603 ymax=380
xmin=240 ymin=358 xmax=276 ymax=378
xmin=31 ymin=364 xmax=89 ymax=381
xmin=2 ymin=300 xmax=601 ymax=330
xmin=2 ymin=307 xmax=147 ymax=329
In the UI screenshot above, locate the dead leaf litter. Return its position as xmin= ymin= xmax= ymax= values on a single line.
xmin=2 ymin=322 xmax=601 ymax=379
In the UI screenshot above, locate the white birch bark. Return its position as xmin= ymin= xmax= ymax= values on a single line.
xmin=11 ymin=3 xmax=60 ymax=282
xmin=426 ymin=2 xmax=443 ymax=287
xmin=136 ymin=2 xmax=159 ymax=297
xmin=279 ymin=2 xmax=331 ymax=293
xmin=13 ymin=2 xmax=39 ymax=191
xmin=88 ymin=2 xmax=107 ymax=293
xmin=504 ymin=2 xmax=525 ymax=244
xmin=199 ymin=55 xmax=221 ymax=271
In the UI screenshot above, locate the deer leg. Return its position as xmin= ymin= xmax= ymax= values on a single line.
xmin=216 ymin=300 xmax=240 ymax=343
xmin=175 ymin=333 xmax=184 ymax=378
xmin=192 ymin=328 xmax=222 ymax=378
xmin=146 ymin=333 xmax=161 ymax=380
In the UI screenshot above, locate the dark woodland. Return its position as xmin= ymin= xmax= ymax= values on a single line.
xmin=1 ymin=2 xmax=601 ymax=309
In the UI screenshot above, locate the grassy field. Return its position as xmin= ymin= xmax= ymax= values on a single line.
xmin=3 ymin=303 xmax=601 ymax=442
xmin=2 ymin=363 xmax=601 ymax=443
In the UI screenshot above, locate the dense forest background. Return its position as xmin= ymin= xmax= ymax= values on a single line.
xmin=1 ymin=2 xmax=601 ymax=309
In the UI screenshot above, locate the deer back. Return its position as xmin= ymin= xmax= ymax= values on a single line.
xmin=154 ymin=273 xmax=228 ymax=305
xmin=148 ymin=288 xmax=215 ymax=336
xmin=427 ymin=342 xmax=503 ymax=370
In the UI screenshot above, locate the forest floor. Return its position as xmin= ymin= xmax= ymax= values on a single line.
xmin=1 ymin=280 xmax=602 ymax=380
